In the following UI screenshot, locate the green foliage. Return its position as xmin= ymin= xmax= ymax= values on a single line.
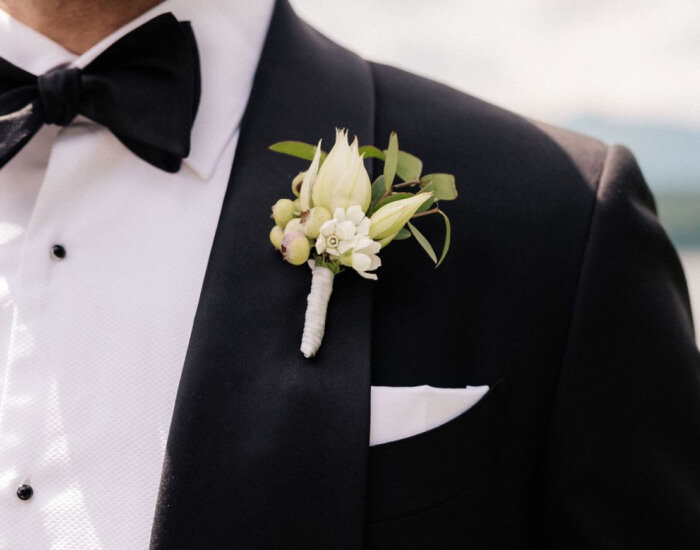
xmin=313 ymin=254 xmax=343 ymax=275
xmin=358 ymin=145 xmax=385 ymax=160
xmin=416 ymin=183 xmax=435 ymax=213
xmin=394 ymin=227 xmax=412 ymax=240
xmin=408 ymin=221 xmax=437 ymax=264
xmin=421 ymin=173 xmax=458 ymax=200
xmin=269 ymin=141 xmax=326 ymax=163
xmin=369 ymin=176 xmax=386 ymax=214
xmin=436 ymin=210 xmax=451 ymax=267
xmin=396 ymin=151 xmax=423 ymax=182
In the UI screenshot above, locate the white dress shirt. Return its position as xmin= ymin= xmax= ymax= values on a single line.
xmin=0 ymin=1 xmax=274 ymax=548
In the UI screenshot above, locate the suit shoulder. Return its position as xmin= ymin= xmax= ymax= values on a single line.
xmin=368 ymin=62 xmax=607 ymax=198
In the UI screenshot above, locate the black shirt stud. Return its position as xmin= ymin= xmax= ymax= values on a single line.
xmin=51 ymin=244 xmax=66 ymax=260
xmin=17 ymin=484 xmax=33 ymax=501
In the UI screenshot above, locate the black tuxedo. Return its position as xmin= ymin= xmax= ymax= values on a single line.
xmin=150 ymin=1 xmax=700 ymax=548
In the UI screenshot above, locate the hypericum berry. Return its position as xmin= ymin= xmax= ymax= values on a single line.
xmin=281 ymin=231 xmax=311 ymax=266
xmin=269 ymin=225 xmax=284 ymax=250
xmin=284 ymin=217 xmax=303 ymax=235
xmin=301 ymin=206 xmax=332 ymax=239
xmin=272 ymin=198 xmax=296 ymax=228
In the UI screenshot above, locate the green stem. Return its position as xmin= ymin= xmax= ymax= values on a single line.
xmin=411 ymin=207 xmax=440 ymax=219
xmin=392 ymin=179 xmax=421 ymax=190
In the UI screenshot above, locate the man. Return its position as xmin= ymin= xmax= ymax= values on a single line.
xmin=1 ymin=0 xmax=698 ymax=548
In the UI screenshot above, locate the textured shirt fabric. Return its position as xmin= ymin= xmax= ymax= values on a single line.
xmin=0 ymin=1 xmax=274 ymax=548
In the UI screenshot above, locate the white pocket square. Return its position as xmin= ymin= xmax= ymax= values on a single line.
xmin=369 ymin=385 xmax=490 ymax=446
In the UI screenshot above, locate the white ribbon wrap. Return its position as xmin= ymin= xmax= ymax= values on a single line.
xmin=300 ymin=261 xmax=335 ymax=358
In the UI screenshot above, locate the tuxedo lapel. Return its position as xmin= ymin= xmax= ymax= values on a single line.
xmin=151 ymin=1 xmax=375 ymax=548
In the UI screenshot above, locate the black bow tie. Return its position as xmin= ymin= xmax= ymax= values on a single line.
xmin=0 ymin=13 xmax=200 ymax=173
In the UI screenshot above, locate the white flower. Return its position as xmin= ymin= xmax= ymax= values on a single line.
xmin=339 ymin=236 xmax=381 ymax=280
xmin=316 ymin=206 xmax=381 ymax=280
xmin=311 ymin=129 xmax=372 ymax=213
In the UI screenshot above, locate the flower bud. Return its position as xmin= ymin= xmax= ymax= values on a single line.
xmin=291 ymin=171 xmax=305 ymax=197
xmin=272 ymin=198 xmax=296 ymax=228
xmin=301 ymin=206 xmax=332 ymax=239
xmin=299 ymin=140 xmax=322 ymax=211
xmin=312 ymin=129 xmax=371 ymax=214
xmin=269 ymin=225 xmax=284 ymax=250
xmin=369 ymin=192 xmax=433 ymax=243
xmin=281 ymin=231 xmax=311 ymax=266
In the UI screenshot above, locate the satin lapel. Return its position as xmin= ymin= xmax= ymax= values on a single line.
xmin=151 ymin=2 xmax=375 ymax=548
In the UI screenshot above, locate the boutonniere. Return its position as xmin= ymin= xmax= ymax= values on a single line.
xmin=269 ymin=129 xmax=457 ymax=358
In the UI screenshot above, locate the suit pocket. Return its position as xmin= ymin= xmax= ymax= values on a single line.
xmin=366 ymin=379 xmax=506 ymax=522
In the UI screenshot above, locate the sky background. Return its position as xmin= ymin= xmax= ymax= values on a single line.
xmin=290 ymin=0 xmax=700 ymax=192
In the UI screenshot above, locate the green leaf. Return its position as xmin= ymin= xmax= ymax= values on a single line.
xmin=269 ymin=141 xmax=326 ymax=162
xmin=416 ymin=184 xmax=435 ymax=213
xmin=358 ymin=145 xmax=385 ymax=161
xmin=421 ymin=173 xmax=458 ymax=200
xmin=374 ymin=192 xmax=414 ymax=211
xmin=394 ymin=227 xmax=411 ymax=240
xmin=369 ymin=176 xmax=386 ymax=214
xmin=383 ymin=132 xmax=399 ymax=193
xmin=396 ymin=151 xmax=423 ymax=182
xmin=408 ymin=221 xmax=437 ymax=264
xmin=436 ymin=210 xmax=452 ymax=268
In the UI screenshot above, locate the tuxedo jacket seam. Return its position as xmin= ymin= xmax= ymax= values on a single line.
xmin=528 ymin=143 xmax=610 ymax=540
xmin=539 ymin=144 xmax=610 ymax=449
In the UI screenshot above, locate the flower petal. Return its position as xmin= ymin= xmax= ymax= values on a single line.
xmin=338 ymin=238 xmax=356 ymax=255
xmin=351 ymin=252 xmax=371 ymax=273
xmin=336 ymin=221 xmax=356 ymax=240
xmin=333 ymin=207 xmax=346 ymax=222
xmin=299 ymin=140 xmax=322 ymax=211
xmin=319 ymin=219 xmax=336 ymax=236
xmin=356 ymin=269 xmax=378 ymax=281
xmin=315 ymin=235 xmax=326 ymax=254
xmin=347 ymin=205 xmax=365 ymax=226
xmin=357 ymin=217 xmax=371 ymax=236
xmin=355 ymin=237 xmax=381 ymax=255
xmin=368 ymin=253 xmax=382 ymax=271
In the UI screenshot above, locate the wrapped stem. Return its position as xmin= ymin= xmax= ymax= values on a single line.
xmin=301 ymin=262 xmax=335 ymax=358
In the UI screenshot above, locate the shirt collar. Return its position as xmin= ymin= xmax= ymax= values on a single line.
xmin=0 ymin=0 xmax=275 ymax=180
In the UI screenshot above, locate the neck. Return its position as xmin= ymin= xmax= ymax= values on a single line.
xmin=0 ymin=0 xmax=164 ymax=54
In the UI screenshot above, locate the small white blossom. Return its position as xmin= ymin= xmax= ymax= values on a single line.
xmin=316 ymin=206 xmax=381 ymax=280
xmin=339 ymin=236 xmax=381 ymax=280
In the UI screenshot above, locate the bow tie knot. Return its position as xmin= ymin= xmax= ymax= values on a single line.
xmin=0 ymin=13 xmax=200 ymax=173
xmin=37 ymin=68 xmax=82 ymax=126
